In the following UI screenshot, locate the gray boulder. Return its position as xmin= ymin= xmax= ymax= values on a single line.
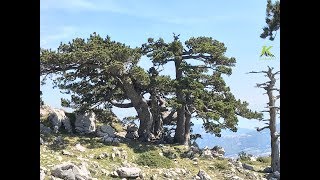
xmin=116 ymin=167 xmax=141 ymax=178
xmin=263 ymin=166 xmax=273 ymax=173
xmin=75 ymin=112 xmax=96 ymax=134
xmin=201 ymin=148 xmax=213 ymax=159
xmin=212 ymin=146 xmax=225 ymax=156
xmin=101 ymin=136 xmax=120 ymax=144
xmin=48 ymin=109 xmax=72 ymax=133
xmin=126 ymin=123 xmax=138 ymax=132
xmin=40 ymin=123 xmax=52 ymax=134
xmin=125 ymin=131 xmax=139 ymax=139
xmin=197 ymin=169 xmax=212 ymax=180
xmin=242 ymin=163 xmax=254 ymax=171
xmin=51 ymin=162 xmax=91 ymax=180
xmin=96 ymin=125 xmax=115 ymax=137
xmin=75 ymin=143 xmax=86 ymax=152
xmin=102 ymin=136 xmax=114 ymax=143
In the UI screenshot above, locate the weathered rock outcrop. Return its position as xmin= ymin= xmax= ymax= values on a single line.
xmin=197 ymin=169 xmax=212 ymax=180
xmin=40 ymin=104 xmax=52 ymax=117
xmin=201 ymin=146 xmax=225 ymax=159
xmin=51 ymin=162 xmax=92 ymax=180
xmin=75 ymin=112 xmax=96 ymax=134
xmin=40 ymin=123 xmax=52 ymax=134
xmin=96 ymin=125 xmax=115 ymax=137
xmin=115 ymin=167 xmax=142 ymax=178
xmin=125 ymin=123 xmax=139 ymax=139
xmin=48 ymin=109 xmax=72 ymax=133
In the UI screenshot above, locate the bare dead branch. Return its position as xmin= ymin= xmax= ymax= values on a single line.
xmin=247 ymin=70 xmax=268 ymax=74
xmin=265 ymin=106 xmax=280 ymax=109
xmin=256 ymin=126 xmax=270 ymax=132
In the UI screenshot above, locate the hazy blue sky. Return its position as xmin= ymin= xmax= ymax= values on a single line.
xmin=40 ymin=0 xmax=280 ymax=129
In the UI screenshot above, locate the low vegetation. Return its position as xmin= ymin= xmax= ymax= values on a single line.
xmin=135 ymin=151 xmax=173 ymax=168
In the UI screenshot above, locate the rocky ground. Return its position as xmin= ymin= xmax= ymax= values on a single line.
xmin=40 ymin=105 xmax=280 ymax=180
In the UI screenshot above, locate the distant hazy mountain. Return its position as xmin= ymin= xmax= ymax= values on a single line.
xmin=193 ymin=123 xmax=280 ymax=157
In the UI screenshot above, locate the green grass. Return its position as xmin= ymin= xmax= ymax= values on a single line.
xmin=257 ymin=156 xmax=271 ymax=164
xmin=135 ymin=151 xmax=174 ymax=168
xmin=239 ymin=156 xmax=271 ymax=172
xmin=214 ymin=161 xmax=229 ymax=170
xmin=110 ymin=122 xmax=124 ymax=132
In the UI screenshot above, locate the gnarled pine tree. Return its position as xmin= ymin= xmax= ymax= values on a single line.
xmin=142 ymin=34 xmax=263 ymax=145
xmin=40 ymin=33 xmax=165 ymax=141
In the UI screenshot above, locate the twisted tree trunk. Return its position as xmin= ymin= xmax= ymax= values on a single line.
xmin=121 ymin=77 xmax=153 ymax=141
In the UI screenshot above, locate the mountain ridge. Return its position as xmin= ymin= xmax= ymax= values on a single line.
xmin=193 ymin=123 xmax=280 ymax=157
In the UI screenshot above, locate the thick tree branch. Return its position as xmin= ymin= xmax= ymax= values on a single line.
xmin=247 ymin=70 xmax=268 ymax=74
xmin=265 ymin=106 xmax=280 ymax=109
xmin=182 ymin=54 xmax=213 ymax=60
xmin=185 ymin=105 xmax=192 ymax=115
xmin=41 ymin=62 xmax=100 ymax=76
xmin=256 ymin=126 xmax=270 ymax=132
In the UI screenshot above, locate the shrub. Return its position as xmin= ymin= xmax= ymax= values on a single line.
xmin=110 ymin=122 xmax=124 ymax=132
xmin=257 ymin=156 xmax=271 ymax=164
xmin=238 ymin=151 xmax=253 ymax=161
xmin=135 ymin=151 xmax=173 ymax=168
xmin=214 ymin=161 xmax=228 ymax=170
xmin=163 ymin=150 xmax=178 ymax=159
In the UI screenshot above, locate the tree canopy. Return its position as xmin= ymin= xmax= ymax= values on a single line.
xmin=142 ymin=34 xmax=262 ymax=144
xmin=260 ymin=0 xmax=280 ymax=41
xmin=41 ymin=33 xmax=262 ymax=144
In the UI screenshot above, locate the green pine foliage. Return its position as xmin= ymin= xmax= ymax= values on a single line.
xmin=260 ymin=0 xmax=280 ymax=40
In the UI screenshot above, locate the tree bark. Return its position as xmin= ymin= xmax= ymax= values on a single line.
xmin=268 ymin=86 xmax=280 ymax=172
xmin=150 ymin=93 xmax=163 ymax=139
xmin=250 ymin=67 xmax=280 ymax=173
xmin=120 ymin=77 xmax=153 ymax=141
xmin=184 ymin=106 xmax=191 ymax=146
xmin=174 ymin=58 xmax=187 ymax=144
xmin=183 ymin=93 xmax=194 ymax=146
